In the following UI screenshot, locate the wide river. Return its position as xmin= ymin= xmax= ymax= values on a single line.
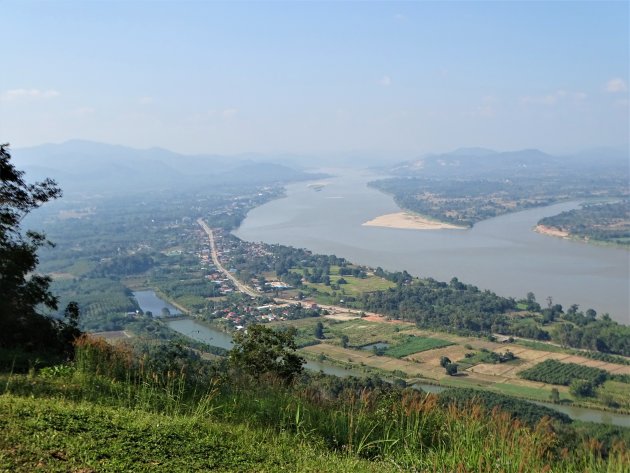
xmin=234 ymin=169 xmax=629 ymax=324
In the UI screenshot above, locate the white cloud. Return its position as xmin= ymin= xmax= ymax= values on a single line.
xmin=378 ymin=75 xmax=391 ymax=87
xmin=222 ymin=108 xmax=238 ymax=119
xmin=138 ymin=96 xmax=154 ymax=105
xmin=1 ymin=88 xmax=60 ymax=101
xmin=605 ymin=78 xmax=627 ymax=93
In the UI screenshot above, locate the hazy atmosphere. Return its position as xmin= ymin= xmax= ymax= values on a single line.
xmin=2 ymin=1 xmax=628 ymax=156
xmin=2 ymin=2 xmax=630 ymax=471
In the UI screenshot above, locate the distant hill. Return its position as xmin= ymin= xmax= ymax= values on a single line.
xmin=12 ymin=140 xmax=325 ymax=196
xmin=389 ymin=147 xmax=628 ymax=179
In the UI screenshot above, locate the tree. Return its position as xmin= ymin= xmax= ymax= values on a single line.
xmin=440 ymin=356 xmax=451 ymax=368
xmin=550 ymin=388 xmax=560 ymax=403
xmin=569 ymin=379 xmax=595 ymax=398
xmin=445 ymin=363 xmax=458 ymax=376
xmin=229 ymin=324 xmax=304 ymax=382
xmin=314 ymin=321 xmax=325 ymax=339
xmin=0 ymin=144 xmax=80 ymax=355
xmin=340 ymin=334 xmax=349 ymax=348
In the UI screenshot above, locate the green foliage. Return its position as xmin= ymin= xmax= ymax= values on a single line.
xmin=360 ymin=279 xmax=516 ymax=334
xmin=314 ymin=321 xmax=325 ymax=339
xmin=51 ymin=278 xmax=138 ymax=329
xmin=229 ymin=325 xmax=305 ymax=382
xmin=459 ymin=349 xmax=516 ymax=367
xmin=92 ymin=253 xmax=154 ymax=277
xmin=370 ymin=162 xmax=627 ymax=228
xmin=385 ymin=336 xmax=453 ymax=358
xmin=569 ymin=379 xmax=595 ymax=398
xmin=0 ymin=144 xmax=80 ymax=356
xmin=539 ymin=200 xmax=630 ymax=246
xmin=445 ymin=363 xmax=458 ymax=376
xmin=519 ymin=359 xmax=610 ymax=386
xmin=1 ymin=341 xmax=628 ymax=472
xmin=437 ymin=388 xmax=571 ymax=426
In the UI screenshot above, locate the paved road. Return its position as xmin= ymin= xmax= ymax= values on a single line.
xmin=198 ymin=219 xmax=383 ymax=316
xmin=197 ymin=219 xmax=260 ymax=298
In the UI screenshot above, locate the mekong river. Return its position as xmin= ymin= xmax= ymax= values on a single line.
xmin=234 ymin=169 xmax=629 ymax=324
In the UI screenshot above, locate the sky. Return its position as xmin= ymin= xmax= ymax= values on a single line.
xmin=1 ymin=1 xmax=628 ymax=156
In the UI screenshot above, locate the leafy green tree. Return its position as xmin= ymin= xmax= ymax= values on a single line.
xmin=440 ymin=356 xmax=451 ymax=368
xmin=0 ymin=144 xmax=80 ymax=355
xmin=445 ymin=363 xmax=458 ymax=376
xmin=314 ymin=321 xmax=324 ymax=339
xmin=550 ymin=388 xmax=560 ymax=403
xmin=569 ymin=379 xmax=595 ymax=398
xmin=229 ymin=324 xmax=304 ymax=382
xmin=340 ymin=335 xmax=349 ymax=348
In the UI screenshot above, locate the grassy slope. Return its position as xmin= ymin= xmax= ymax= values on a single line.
xmin=0 ymin=394 xmax=387 ymax=473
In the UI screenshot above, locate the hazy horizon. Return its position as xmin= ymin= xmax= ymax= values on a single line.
xmin=2 ymin=1 xmax=628 ymax=156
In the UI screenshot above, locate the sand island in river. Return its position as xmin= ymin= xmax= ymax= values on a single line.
xmin=362 ymin=212 xmax=466 ymax=230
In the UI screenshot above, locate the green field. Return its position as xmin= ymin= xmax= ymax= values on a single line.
xmin=325 ymin=319 xmax=413 ymax=347
xmin=598 ymin=380 xmax=630 ymax=409
xmin=299 ymin=265 xmax=396 ymax=297
xmin=518 ymin=359 xmax=608 ymax=386
xmin=513 ymin=339 xmax=569 ymax=354
xmin=385 ymin=336 xmax=453 ymax=358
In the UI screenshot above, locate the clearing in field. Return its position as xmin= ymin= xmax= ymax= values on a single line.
xmin=299 ymin=265 xmax=396 ymax=297
xmin=326 ymin=319 xmax=414 ymax=346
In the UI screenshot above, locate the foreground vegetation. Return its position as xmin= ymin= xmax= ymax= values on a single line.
xmin=1 ymin=336 xmax=628 ymax=472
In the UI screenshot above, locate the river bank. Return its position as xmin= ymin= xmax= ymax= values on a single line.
xmin=234 ymin=170 xmax=629 ymax=323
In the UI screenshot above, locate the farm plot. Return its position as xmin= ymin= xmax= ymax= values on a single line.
xmin=518 ymin=359 xmax=609 ymax=386
xmin=502 ymin=347 xmax=630 ymax=376
xmin=386 ymin=336 xmax=453 ymax=358
xmin=326 ymin=319 xmax=413 ymax=346
xmin=302 ymin=344 xmax=428 ymax=379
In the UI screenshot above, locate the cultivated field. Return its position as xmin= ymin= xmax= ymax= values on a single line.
xmin=287 ymin=315 xmax=630 ymax=405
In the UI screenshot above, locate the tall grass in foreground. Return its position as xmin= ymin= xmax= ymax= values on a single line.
xmin=71 ymin=335 xmax=219 ymax=417
xmin=4 ymin=335 xmax=627 ymax=472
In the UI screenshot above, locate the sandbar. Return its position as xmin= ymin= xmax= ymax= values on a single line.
xmin=362 ymin=212 xmax=465 ymax=230
xmin=535 ymin=224 xmax=569 ymax=239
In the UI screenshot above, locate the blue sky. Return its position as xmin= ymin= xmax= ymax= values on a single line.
xmin=1 ymin=1 xmax=628 ymax=156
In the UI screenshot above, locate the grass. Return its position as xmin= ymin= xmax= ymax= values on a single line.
xmin=514 ymin=339 xmax=570 ymax=354
xmin=598 ymin=381 xmax=630 ymax=409
xmin=299 ymin=265 xmax=395 ymax=298
xmin=325 ymin=319 xmax=412 ymax=347
xmin=385 ymin=336 xmax=453 ymax=358
xmin=490 ymin=383 xmax=572 ymax=403
xmin=1 ymin=337 xmax=628 ymax=472
xmin=0 ymin=394 xmax=385 ymax=473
